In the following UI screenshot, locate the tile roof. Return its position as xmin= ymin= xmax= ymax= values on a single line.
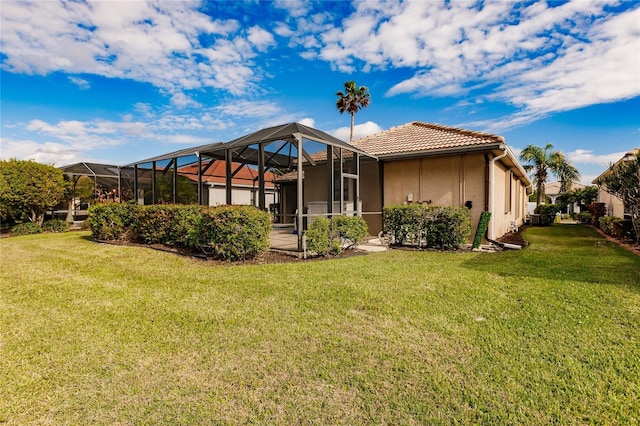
xmin=179 ymin=160 xmax=277 ymax=188
xmin=351 ymin=121 xmax=505 ymax=157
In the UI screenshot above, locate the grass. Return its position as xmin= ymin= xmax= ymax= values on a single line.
xmin=1 ymin=224 xmax=639 ymax=424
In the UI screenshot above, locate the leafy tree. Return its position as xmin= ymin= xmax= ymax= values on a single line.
xmin=519 ymin=143 xmax=580 ymax=205
xmin=562 ymin=186 xmax=598 ymax=210
xmin=335 ymin=80 xmax=371 ymax=143
xmin=595 ymin=152 xmax=640 ymax=245
xmin=147 ymin=174 xmax=197 ymax=204
xmin=0 ymin=159 xmax=67 ymax=225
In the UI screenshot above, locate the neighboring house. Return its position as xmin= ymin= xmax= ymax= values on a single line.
xmin=297 ymin=121 xmax=532 ymax=240
xmin=544 ymin=181 xmax=586 ymax=214
xmin=592 ymin=148 xmax=640 ymax=218
xmin=179 ymin=160 xmax=278 ymax=208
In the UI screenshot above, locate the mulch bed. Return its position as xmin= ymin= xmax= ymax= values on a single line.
xmin=496 ymin=225 xmax=529 ymax=247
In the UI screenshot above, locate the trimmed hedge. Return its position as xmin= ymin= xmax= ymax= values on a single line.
xmin=87 ymin=203 xmax=271 ymax=261
xmin=11 ymin=222 xmax=42 ymax=236
xmin=576 ymin=212 xmax=592 ymax=224
xmin=599 ymin=216 xmax=635 ymax=241
xmin=41 ymin=219 xmax=70 ymax=233
xmin=383 ymin=205 xmax=472 ymax=250
xmin=533 ymin=204 xmax=560 ymax=226
xmin=304 ymin=215 xmax=368 ymax=256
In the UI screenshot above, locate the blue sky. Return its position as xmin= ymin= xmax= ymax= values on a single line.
xmin=1 ymin=0 xmax=639 ymax=184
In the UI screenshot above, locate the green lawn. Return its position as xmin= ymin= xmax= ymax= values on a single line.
xmin=1 ymin=224 xmax=639 ymax=424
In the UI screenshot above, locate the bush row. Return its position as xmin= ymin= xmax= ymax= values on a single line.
xmin=11 ymin=219 xmax=70 ymax=236
xmin=87 ymin=203 xmax=271 ymax=261
xmin=382 ymin=204 xmax=472 ymax=250
xmin=305 ymin=215 xmax=368 ymax=256
xmin=575 ymin=212 xmax=593 ymax=224
xmin=599 ymin=216 xmax=636 ymax=241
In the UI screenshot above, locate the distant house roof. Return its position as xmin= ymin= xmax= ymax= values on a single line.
xmin=544 ymin=181 xmax=587 ymax=196
xmin=592 ymin=148 xmax=640 ymax=184
xmin=351 ymin=121 xmax=505 ymax=158
xmin=178 ymin=160 xmax=277 ymax=188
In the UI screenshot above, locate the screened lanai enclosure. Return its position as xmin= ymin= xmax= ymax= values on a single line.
xmin=124 ymin=122 xmax=376 ymax=252
xmin=54 ymin=162 xmax=135 ymax=222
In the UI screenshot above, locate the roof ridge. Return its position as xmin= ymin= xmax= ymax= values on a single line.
xmin=411 ymin=121 xmax=504 ymax=142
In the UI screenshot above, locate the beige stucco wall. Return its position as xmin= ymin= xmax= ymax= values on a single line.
xmin=597 ymin=188 xmax=625 ymax=218
xmin=491 ymin=161 xmax=528 ymax=239
xmin=382 ymin=153 xmax=487 ymax=239
xmin=289 ymin=151 xmax=528 ymax=241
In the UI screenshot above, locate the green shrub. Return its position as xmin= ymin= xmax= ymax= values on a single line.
xmin=305 ymin=217 xmax=337 ymax=256
xmin=588 ymin=202 xmax=606 ymax=228
xmin=576 ymin=212 xmax=592 ymax=224
xmin=533 ymin=204 xmax=560 ymax=226
xmin=331 ymin=215 xmax=368 ymax=249
xmin=87 ymin=203 xmax=136 ymax=241
xmin=383 ymin=205 xmax=472 ymax=250
xmin=133 ymin=205 xmax=179 ymax=245
xmin=11 ymin=222 xmax=42 ymax=236
xmin=193 ymin=205 xmax=271 ymax=261
xmin=41 ymin=219 xmax=70 ymax=233
xmin=599 ymin=216 xmax=626 ymax=239
xmin=87 ymin=204 xmax=270 ymax=261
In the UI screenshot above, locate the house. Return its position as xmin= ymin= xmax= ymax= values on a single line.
xmin=543 ymin=181 xmax=587 ymax=214
xmin=178 ymin=160 xmax=279 ymax=208
xmin=297 ymin=121 xmax=531 ymax=241
xmin=592 ymin=148 xmax=640 ymax=218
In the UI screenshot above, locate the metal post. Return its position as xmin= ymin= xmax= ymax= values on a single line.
xmin=226 ymin=149 xmax=232 ymax=205
xmin=296 ymin=136 xmax=303 ymax=252
xmin=152 ymin=161 xmax=157 ymax=204
xmin=327 ymin=145 xmax=334 ymax=217
xmin=258 ymin=143 xmax=265 ymax=210
xmin=197 ymin=153 xmax=203 ymax=205
xmin=172 ymin=158 xmax=178 ymax=204
xmin=134 ymin=164 xmax=139 ymax=205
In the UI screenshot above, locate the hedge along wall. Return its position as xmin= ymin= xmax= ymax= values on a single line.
xmin=88 ymin=203 xmax=271 ymax=261
xmin=382 ymin=204 xmax=472 ymax=250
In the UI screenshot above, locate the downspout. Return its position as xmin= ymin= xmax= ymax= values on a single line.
xmin=488 ymin=144 xmax=507 ymax=240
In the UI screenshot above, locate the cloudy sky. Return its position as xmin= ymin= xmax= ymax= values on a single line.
xmin=1 ymin=0 xmax=639 ymax=184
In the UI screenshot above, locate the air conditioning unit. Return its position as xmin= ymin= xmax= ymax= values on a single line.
xmin=530 ymin=214 xmax=541 ymax=225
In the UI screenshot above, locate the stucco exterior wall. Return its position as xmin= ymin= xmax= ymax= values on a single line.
xmin=491 ymin=161 xmax=527 ymax=239
xmin=597 ymin=188 xmax=625 ymax=218
xmin=382 ymin=153 xmax=487 ymax=239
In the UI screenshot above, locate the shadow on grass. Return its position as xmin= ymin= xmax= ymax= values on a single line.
xmin=462 ymin=224 xmax=640 ymax=290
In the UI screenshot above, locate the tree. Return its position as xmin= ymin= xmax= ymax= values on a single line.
xmin=563 ymin=186 xmax=598 ymax=210
xmin=519 ymin=143 xmax=580 ymax=205
xmin=0 ymin=159 xmax=67 ymax=225
xmin=595 ymin=152 xmax=640 ymax=245
xmin=335 ymin=80 xmax=371 ymax=143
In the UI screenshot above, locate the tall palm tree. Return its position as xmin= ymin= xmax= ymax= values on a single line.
xmin=519 ymin=143 xmax=581 ymax=205
xmin=335 ymin=80 xmax=371 ymax=143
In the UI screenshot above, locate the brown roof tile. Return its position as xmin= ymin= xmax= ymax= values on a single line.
xmin=351 ymin=121 xmax=504 ymax=157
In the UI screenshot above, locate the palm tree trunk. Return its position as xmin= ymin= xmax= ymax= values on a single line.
xmin=350 ymin=113 xmax=355 ymax=143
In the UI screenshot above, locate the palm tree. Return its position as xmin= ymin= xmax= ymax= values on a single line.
xmin=519 ymin=143 xmax=581 ymax=205
xmin=335 ymin=80 xmax=371 ymax=143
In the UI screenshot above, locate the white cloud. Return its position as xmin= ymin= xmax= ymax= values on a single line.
xmin=273 ymin=0 xmax=311 ymax=18
xmin=0 ymin=137 xmax=84 ymax=165
xmin=567 ymin=149 xmax=627 ymax=167
xmin=170 ymin=92 xmax=201 ymax=109
xmin=298 ymin=117 xmax=315 ymax=127
xmin=286 ymin=1 xmax=639 ymax=130
xmin=0 ymin=1 xmax=275 ymax=95
xmin=331 ymin=121 xmax=382 ymax=142
xmin=68 ymin=76 xmax=91 ymax=89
